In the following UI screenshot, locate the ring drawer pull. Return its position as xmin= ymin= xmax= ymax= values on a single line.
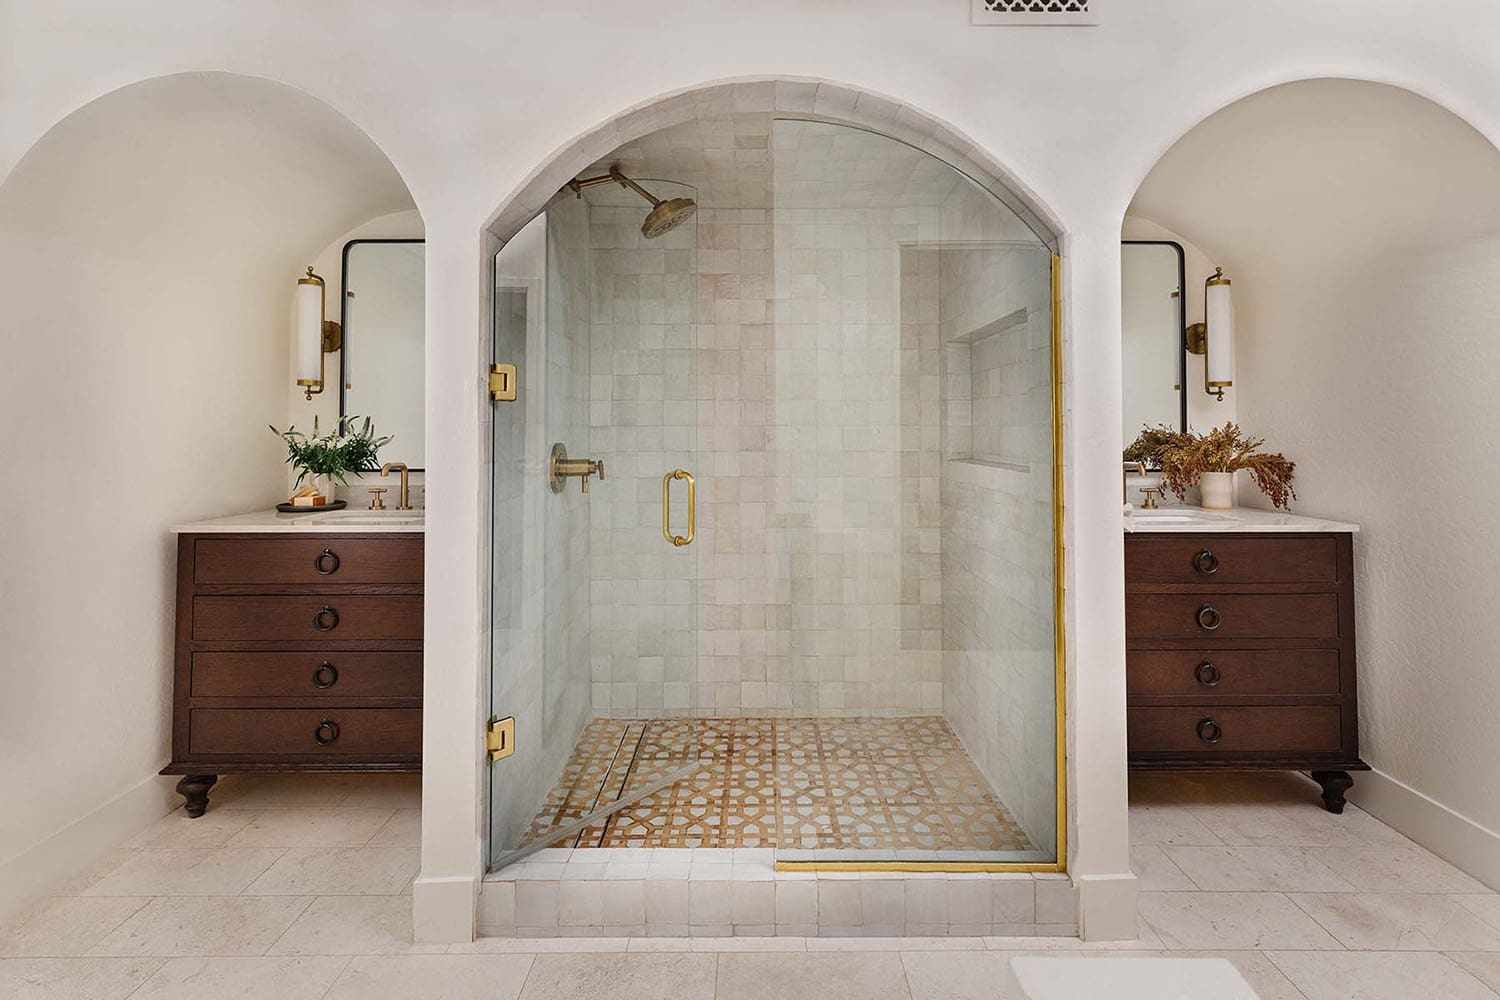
xmin=1196 ymin=718 xmax=1223 ymax=744
xmin=313 ymin=605 xmax=340 ymax=632
xmin=1193 ymin=549 xmax=1220 ymax=575
xmin=1196 ymin=604 xmax=1222 ymax=631
xmin=314 ymin=718 xmax=340 ymax=746
xmin=312 ymin=661 xmax=339 ymax=689
xmin=314 ymin=548 xmax=341 ymax=575
xmin=1194 ymin=661 xmax=1222 ymax=687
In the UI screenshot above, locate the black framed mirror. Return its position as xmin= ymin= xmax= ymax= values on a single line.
xmin=1122 ymin=240 xmax=1188 ymax=454
xmin=339 ymin=238 xmax=425 ymax=470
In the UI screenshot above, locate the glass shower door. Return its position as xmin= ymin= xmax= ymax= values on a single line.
xmin=488 ymin=184 xmax=702 ymax=869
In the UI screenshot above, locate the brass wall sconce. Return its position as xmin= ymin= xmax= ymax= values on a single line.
xmin=295 ymin=266 xmax=343 ymax=400
xmin=1184 ymin=266 xmax=1234 ymax=401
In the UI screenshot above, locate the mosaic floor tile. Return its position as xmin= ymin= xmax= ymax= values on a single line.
xmin=520 ymin=716 xmax=1034 ymax=852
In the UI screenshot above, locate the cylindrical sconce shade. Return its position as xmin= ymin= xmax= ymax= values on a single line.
xmin=296 ymin=270 xmax=324 ymax=385
xmin=1205 ymin=274 xmax=1234 ymax=389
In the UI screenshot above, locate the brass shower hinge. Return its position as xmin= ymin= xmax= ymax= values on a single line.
xmin=487 ymin=716 xmax=516 ymax=762
xmin=488 ymin=363 xmax=517 ymax=401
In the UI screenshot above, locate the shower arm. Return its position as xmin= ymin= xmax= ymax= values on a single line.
xmin=567 ymin=168 xmax=663 ymax=208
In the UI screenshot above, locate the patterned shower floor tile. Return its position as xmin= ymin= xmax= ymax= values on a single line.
xmin=518 ymin=716 xmax=1035 ymax=852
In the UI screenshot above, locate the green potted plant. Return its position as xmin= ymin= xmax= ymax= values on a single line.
xmin=1125 ymin=422 xmax=1297 ymax=510
xmin=269 ymin=415 xmax=391 ymax=503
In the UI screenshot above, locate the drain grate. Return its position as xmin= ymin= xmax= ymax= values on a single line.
xmin=971 ymin=0 xmax=1099 ymax=26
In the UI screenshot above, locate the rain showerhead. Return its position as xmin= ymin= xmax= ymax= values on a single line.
xmin=567 ymin=167 xmax=698 ymax=239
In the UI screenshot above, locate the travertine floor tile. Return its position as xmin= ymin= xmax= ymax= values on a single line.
xmin=242 ymin=847 xmax=419 ymax=895
xmin=0 ymin=956 xmax=163 ymax=1000
xmin=0 ymin=896 xmax=149 ymax=957
xmin=225 ymin=809 xmax=395 ymax=848
xmin=82 ymin=849 xmax=284 ymax=897
xmin=86 ymin=896 xmax=314 ymax=957
xmin=128 ymin=956 xmax=350 ymax=999
xmin=324 ymin=954 xmax=533 ymax=1000
xmin=518 ymin=953 xmax=716 ymax=1000
xmin=1137 ymin=891 xmax=1342 ymax=951
xmin=266 ymin=896 xmax=446 ymax=955
xmin=717 ymin=952 xmax=913 ymax=999
xmin=1290 ymin=892 xmax=1500 ymax=951
xmin=1268 ymin=950 xmax=1498 ymax=1000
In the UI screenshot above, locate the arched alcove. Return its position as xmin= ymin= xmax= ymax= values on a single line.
xmin=1124 ymin=78 xmax=1500 ymax=885
xmin=0 ymin=71 xmax=420 ymax=914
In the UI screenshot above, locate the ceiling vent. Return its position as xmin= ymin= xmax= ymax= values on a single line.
xmin=971 ymin=0 xmax=1099 ymax=25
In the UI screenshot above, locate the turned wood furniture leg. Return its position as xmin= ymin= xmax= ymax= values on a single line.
xmin=1311 ymin=770 xmax=1354 ymax=814
xmin=175 ymin=775 xmax=218 ymax=818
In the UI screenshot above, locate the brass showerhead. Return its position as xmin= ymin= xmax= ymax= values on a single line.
xmin=567 ymin=166 xmax=698 ymax=239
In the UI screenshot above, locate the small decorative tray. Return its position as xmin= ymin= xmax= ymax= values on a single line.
xmin=275 ymin=500 xmax=348 ymax=514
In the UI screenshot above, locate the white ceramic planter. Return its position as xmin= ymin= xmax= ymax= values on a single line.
xmin=1199 ymin=471 xmax=1234 ymax=510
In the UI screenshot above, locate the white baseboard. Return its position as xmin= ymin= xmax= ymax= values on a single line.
xmin=412 ymin=874 xmax=478 ymax=944
xmin=1076 ymin=871 xmax=1140 ymax=941
xmin=1348 ymin=767 xmax=1500 ymax=891
xmin=0 ymin=773 xmax=178 ymax=923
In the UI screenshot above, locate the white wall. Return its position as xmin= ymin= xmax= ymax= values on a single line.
xmin=1131 ymin=79 xmax=1500 ymax=887
xmin=0 ymin=72 xmax=414 ymax=919
xmin=7 ymin=1 xmax=1500 ymax=941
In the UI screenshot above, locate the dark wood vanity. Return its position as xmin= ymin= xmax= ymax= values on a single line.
xmin=161 ymin=529 xmax=424 ymax=815
xmin=1125 ymin=528 xmax=1368 ymax=811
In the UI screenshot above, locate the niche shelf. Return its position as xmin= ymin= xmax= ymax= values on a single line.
xmin=944 ymin=305 xmax=1033 ymax=474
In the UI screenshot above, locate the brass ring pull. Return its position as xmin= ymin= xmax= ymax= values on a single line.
xmin=1196 ymin=604 xmax=1222 ymax=631
xmin=312 ymin=661 xmax=339 ymax=689
xmin=1193 ymin=549 xmax=1219 ymax=575
xmin=314 ymin=718 xmax=340 ymax=746
xmin=1196 ymin=718 xmax=1223 ymax=744
xmin=313 ymin=605 xmax=340 ymax=632
xmin=662 ymin=469 xmax=695 ymax=547
xmin=314 ymin=548 xmax=340 ymax=575
xmin=1194 ymin=661 xmax=1222 ymax=687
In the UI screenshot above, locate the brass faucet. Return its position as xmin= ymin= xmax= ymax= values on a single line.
xmin=379 ymin=461 xmax=413 ymax=510
xmin=549 ymin=443 xmax=604 ymax=494
xmin=1122 ymin=461 xmax=1148 ymax=504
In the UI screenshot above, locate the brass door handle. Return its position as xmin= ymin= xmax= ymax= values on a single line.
xmin=662 ymin=469 xmax=695 ymax=547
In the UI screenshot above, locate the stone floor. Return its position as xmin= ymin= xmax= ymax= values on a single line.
xmin=522 ymin=716 xmax=1032 ymax=852
xmin=1 ymin=770 xmax=1498 ymax=998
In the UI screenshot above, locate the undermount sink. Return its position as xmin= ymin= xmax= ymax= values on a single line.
xmin=1126 ymin=507 xmax=1233 ymax=525
xmin=306 ymin=509 xmax=425 ymax=526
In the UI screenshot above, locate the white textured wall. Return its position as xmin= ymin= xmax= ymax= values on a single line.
xmin=10 ymin=0 xmax=1500 ymax=940
xmin=0 ymin=72 xmax=413 ymax=917
xmin=1132 ymin=79 xmax=1500 ymax=866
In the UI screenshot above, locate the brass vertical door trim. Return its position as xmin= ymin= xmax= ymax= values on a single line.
xmin=661 ymin=469 xmax=695 ymax=546
xmin=1050 ymin=251 xmax=1068 ymax=874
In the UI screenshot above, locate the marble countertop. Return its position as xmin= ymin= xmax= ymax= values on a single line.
xmin=172 ymin=508 xmax=425 ymax=534
xmin=1124 ymin=505 xmax=1359 ymax=533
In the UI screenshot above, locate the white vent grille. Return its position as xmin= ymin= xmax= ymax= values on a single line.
xmin=972 ymin=0 xmax=1099 ymax=25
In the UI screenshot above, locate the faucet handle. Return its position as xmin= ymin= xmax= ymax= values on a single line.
xmin=367 ymin=487 xmax=388 ymax=510
xmin=593 ymin=459 xmax=604 ymax=482
xmin=1139 ymin=486 xmax=1162 ymax=510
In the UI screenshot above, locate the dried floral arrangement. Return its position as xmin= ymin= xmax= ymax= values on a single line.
xmin=1124 ymin=422 xmax=1298 ymax=510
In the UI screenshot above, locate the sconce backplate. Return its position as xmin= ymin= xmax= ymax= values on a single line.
xmin=1184 ymin=322 xmax=1207 ymax=356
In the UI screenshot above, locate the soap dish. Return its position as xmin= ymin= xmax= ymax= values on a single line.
xmin=275 ymin=500 xmax=348 ymax=514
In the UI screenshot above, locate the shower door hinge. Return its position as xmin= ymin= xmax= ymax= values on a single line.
xmin=488 ymin=363 xmax=517 ymax=401
xmin=487 ymin=716 xmax=516 ymax=762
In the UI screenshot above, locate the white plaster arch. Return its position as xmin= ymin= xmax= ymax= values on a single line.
xmin=480 ymin=75 xmax=1065 ymax=251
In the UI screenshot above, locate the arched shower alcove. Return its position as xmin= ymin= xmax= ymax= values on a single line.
xmin=473 ymin=78 xmax=1073 ymax=923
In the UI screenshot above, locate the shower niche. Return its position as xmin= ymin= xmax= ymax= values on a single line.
xmin=487 ymin=115 xmax=1061 ymax=872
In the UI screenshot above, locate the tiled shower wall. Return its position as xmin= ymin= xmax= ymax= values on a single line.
xmin=586 ymin=207 xmax=948 ymax=717
xmin=934 ymin=184 xmax=1058 ymax=849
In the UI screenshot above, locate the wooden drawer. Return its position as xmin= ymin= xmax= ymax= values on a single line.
xmin=1126 ymin=593 xmax=1339 ymax=641
xmin=1129 ymin=706 xmax=1342 ymax=754
xmin=188 ymin=708 xmax=421 ymax=756
xmin=193 ymin=536 xmax=423 ymax=586
xmin=1127 ymin=649 xmax=1342 ymax=698
xmin=191 ymin=651 xmax=422 ymax=698
xmin=192 ymin=596 xmax=422 ymax=642
xmin=1125 ymin=535 xmax=1338 ymax=587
